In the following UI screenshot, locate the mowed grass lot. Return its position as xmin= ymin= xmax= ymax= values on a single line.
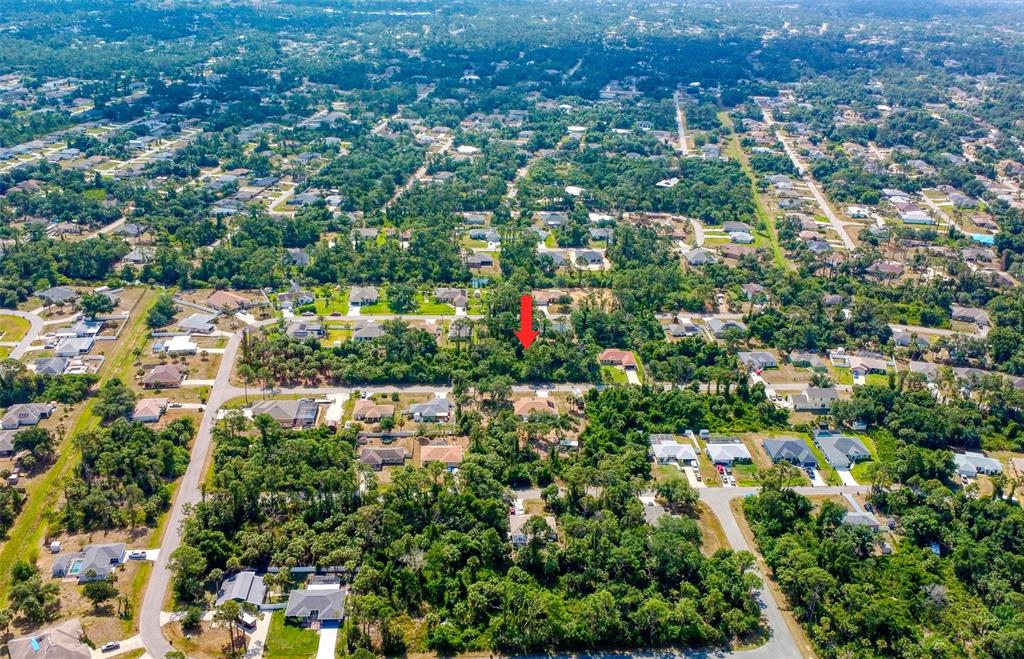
xmin=0 ymin=290 xmax=157 ymax=604
xmin=264 ymin=613 xmax=320 ymax=658
xmin=0 ymin=313 xmax=30 ymax=342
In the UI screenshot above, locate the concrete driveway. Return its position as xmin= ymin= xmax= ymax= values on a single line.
xmin=317 ymin=622 xmax=339 ymax=659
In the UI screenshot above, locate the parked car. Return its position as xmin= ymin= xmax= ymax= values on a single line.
xmin=101 ymin=642 xmax=120 ymax=652
xmin=128 ymin=551 xmax=147 ymax=560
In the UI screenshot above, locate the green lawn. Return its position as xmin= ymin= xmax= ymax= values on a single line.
xmin=313 ymin=288 xmax=350 ymax=315
xmin=325 ymin=328 xmax=352 ymax=344
xmin=732 ymin=462 xmax=760 ymax=487
xmin=0 ymin=313 xmax=30 ymax=342
xmin=865 ymin=372 xmax=892 ymax=387
xmin=601 ymin=365 xmax=627 ymax=385
xmin=264 ymin=613 xmax=320 ymax=658
xmin=415 ymin=295 xmax=455 ymax=315
xmin=850 ymin=460 xmax=877 ymax=484
xmin=467 ymin=291 xmax=488 ymax=315
xmin=360 ymin=292 xmax=454 ymax=316
xmin=834 ymin=367 xmax=854 ymax=385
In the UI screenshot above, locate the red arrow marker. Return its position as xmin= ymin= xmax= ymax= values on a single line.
xmin=514 ymin=293 xmax=538 ymax=349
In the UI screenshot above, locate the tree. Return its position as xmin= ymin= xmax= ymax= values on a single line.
xmin=214 ymin=600 xmax=243 ymax=657
xmin=9 ymin=563 xmax=59 ymax=625
xmin=94 ymin=377 xmax=137 ymax=423
xmin=387 ymin=283 xmax=416 ymax=313
xmin=656 ymin=477 xmax=699 ymax=515
xmin=82 ymin=572 xmax=118 ymax=606
xmin=79 ymin=292 xmax=114 ymax=319
xmin=168 ymin=546 xmax=207 ymax=603
xmin=146 ymin=293 xmax=176 ymax=329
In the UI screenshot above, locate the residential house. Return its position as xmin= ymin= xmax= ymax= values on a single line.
xmin=788 ymin=352 xmax=827 ymax=370
xmin=419 ymin=444 xmax=464 ymax=468
xmin=177 ymin=313 xmax=217 ymax=334
xmin=132 ymin=398 xmax=168 ymax=423
xmin=649 ymin=434 xmax=697 ymax=465
xmin=285 ymin=320 xmax=325 ymax=340
xmin=33 ymin=357 xmax=68 ymax=376
xmin=141 ymin=364 xmax=184 ymax=388
xmin=668 ymin=320 xmax=700 ymax=338
xmin=466 ymin=253 xmax=495 ymax=268
xmin=598 ymin=348 xmax=638 ymax=370
xmin=123 ymin=247 xmax=154 ymax=265
xmin=893 ymin=330 xmax=929 ymax=349
xmin=953 ymin=451 xmax=1002 ymax=478
xmin=576 ymin=250 xmax=604 ymax=267
xmin=284 ymin=248 xmax=310 ymax=268
xmin=539 ymin=212 xmax=568 ymax=228
xmin=435 ymin=288 xmax=468 ymax=307
xmin=251 ymin=399 xmax=320 ymax=428
xmin=162 ymin=334 xmax=198 ymax=356
xmin=866 ymin=261 xmax=903 ymax=279
xmin=706 ymin=318 xmax=747 ymax=338
xmin=763 ymin=437 xmax=818 ymax=469
xmin=509 ymin=514 xmax=558 ymax=547
xmin=719 ymin=244 xmax=755 ymax=260
xmin=116 ymin=223 xmax=149 ymax=238
xmin=685 ymin=248 xmax=716 ymax=266
xmin=278 ymin=283 xmax=314 ymax=308
xmin=54 ymin=337 xmax=94 ymax=358
xmin=7 ymin=619 xmax=90 ymax=659
xmin=1 ymin=403 xmax=54 ymax=430
xmin=513 ymin=398 xmax=559 ymax=419
xmin=51 ymin=543 xmax=125 ymax=583
xmin=950 ymin=305 xmax=990 ymax=328
xmin=404 ymin=399 xmax=453 ymax=423
xmin=741 ymin=283 xmax=768 ymax=301
xmin=704 ymin=440 xmax=752 ymax=465
xmin=207 ymin=290 xmax=252 ymax=312
xmin=737 ymin=351 xmax=777 ymax=371
xmin=468 ymin=228 xmax=500 ymax=243
xmin=792 ymin=387 xmax=840 ymax=412
xmin=0 ymin=431 xmax=17 ymax=458
xmin=816 ymin=433 xmax=870 ymax=469
xmin=359 ymin=446 xmax=409 ymax=470
xmin=36 ymin=286 xmax=78 ymax=305
xmin=216 ymin=571 xmax=266 ymax=607
xmin=352 ymin=399 xmax=394 ymax=423
xmin=284 ymin=588 xmax=347 ymax=623
xmin=352 ymin=322 xmax=384 ymax=341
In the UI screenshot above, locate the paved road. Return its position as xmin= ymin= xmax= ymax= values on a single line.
xmin=888 ymin=322 xmax=968 ymax=338
xmin=689 ymin=219 xmax=705 ymax=246
xmin=138 ymin=320 xmax=273 ymax=659
xmin=0 ymin=309 xmax=44 ymax=360
xmin=762 ymin=107 xmax=855 ymax=251
xmin=674 ymin=91 xmax=691 ymax=157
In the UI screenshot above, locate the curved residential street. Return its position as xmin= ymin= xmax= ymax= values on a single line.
xmin=0 ymin=309 xmax=44 ymax=360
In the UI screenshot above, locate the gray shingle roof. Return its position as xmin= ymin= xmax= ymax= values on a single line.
xmin=763 ymin=438 xmax=818 ymax=468
xmin=284 ymin=588 xmax=346 ymax=621
xmin=216 ymin=571 xmax=266 ymax=607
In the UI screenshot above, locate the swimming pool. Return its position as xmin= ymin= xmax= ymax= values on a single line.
xmin=68 ymin=558 xmax=83 ymax=575
xmin=969 ymin=232 xmax=995 ymax=245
